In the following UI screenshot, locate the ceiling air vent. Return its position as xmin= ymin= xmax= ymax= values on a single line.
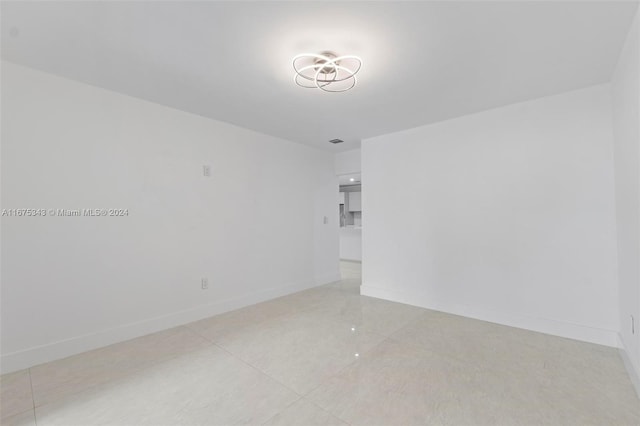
xmin=329 ymin=139 xmax=344 ymax=144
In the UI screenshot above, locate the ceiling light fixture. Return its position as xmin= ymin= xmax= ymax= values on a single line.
xmin=293 ymin=51 xmax=362 ymax=92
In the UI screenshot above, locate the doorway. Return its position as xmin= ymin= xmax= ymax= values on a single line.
xmin=337 ymin=173 xmax=362 ymax=291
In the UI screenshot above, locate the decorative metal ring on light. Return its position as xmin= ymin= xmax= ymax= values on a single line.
xmin=293 ymin=51 xmax=362 ymax=92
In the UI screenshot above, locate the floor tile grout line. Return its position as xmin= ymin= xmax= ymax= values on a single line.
xmin=187 ymin=321 xmax=313 ymax=423
xmin=302 ymin=334 xmax=392 ymax=398
xmin=182 ymin=323 xmax=220 ymax=347
xmin=184 ymin=280 xmax=391 ymax=410
xmin=259 ymin=395 xmax=304 ymax=426
xmin=293 ymin=312 xmax=382 ymax=425
xmin=211 ymin=341 xmax=304 ymax=398
xmin=299 ymin=396 xmax=354 ymax=426
xmin=211 ymin=341 xmax=311 ymax=426
xmin=189 ymin=292 xmax=397 ymax=402
xmin=28 ymin=367 xmax=38 ymax=425
xmin=186 ymin=272 xmax=392 ymax=407
xmin=27 ymin=368 xmax=36 ymax=410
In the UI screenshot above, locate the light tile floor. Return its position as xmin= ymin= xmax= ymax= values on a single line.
xmin=2 ymin=260 xmax=639 ymax=425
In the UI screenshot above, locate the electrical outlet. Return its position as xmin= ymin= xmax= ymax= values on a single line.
xmin=201 ymin=278 xmax=209 ymax=290
xmin=203 ymin=165 xmax=211 ymax=177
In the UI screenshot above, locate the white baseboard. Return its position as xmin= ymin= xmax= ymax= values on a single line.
xmin=361 ymin=284 xmax=619 ymax=348
xmin=618 ymin=335 xmax=640 ymax=399
xmin=1 ymin=278 xmax=325 ymax=374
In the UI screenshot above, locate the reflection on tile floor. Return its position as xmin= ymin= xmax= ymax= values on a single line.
xmin=2 ymin=260 xmax=639 ymax=425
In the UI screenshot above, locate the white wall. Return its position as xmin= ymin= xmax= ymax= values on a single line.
xmin=334 ymin=148 xmax=361 ymax=176
xmin=362 ymin=84 xmax=620 ymax=346
xmin=0 ymin=62 xmax=340 ymax=373
xmin=339 ymin=227 xmax=362 ymax=261
xmin=612 ymin=8 xmax=640 ymax=393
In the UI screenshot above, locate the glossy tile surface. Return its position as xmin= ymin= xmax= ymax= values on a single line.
xmin=215 ymin=306 xmax=386 ymax=394
xmin=2 ymin=261 xmax=638 ymax=425
xmin=298 ymin=292 xmax=424 ymax=337
xmin=187 ymin=297 xmax=296 ymax=343
xmin=2 ymin=409 xmax=37 ymax=426
xmin=309 ymin=337 xmax=640 ymax=425
xmin=35 ymin=346 xmax=298 ymax=426
xmin=29 ymin=325 xmax=210 ymax=407
xmin=308 ymin=338 xmax=488 ymax=425
xmin=0 ymin=369 xmax=33 ymax=420
xmin=263 ymin=398 xmax=348 ymax=426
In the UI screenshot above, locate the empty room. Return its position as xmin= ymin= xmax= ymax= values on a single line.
xmin=1 ymin=1 xmax=640 ymax=425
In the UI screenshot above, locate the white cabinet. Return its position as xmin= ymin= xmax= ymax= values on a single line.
xmin=339 ymin=192 xmax=345 ymax=205
xmin=348 ymin=191 xmax=361 ymax=211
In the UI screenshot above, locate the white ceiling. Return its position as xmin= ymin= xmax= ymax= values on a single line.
xmin=2 ymin=1 xmax=637 ymax=152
